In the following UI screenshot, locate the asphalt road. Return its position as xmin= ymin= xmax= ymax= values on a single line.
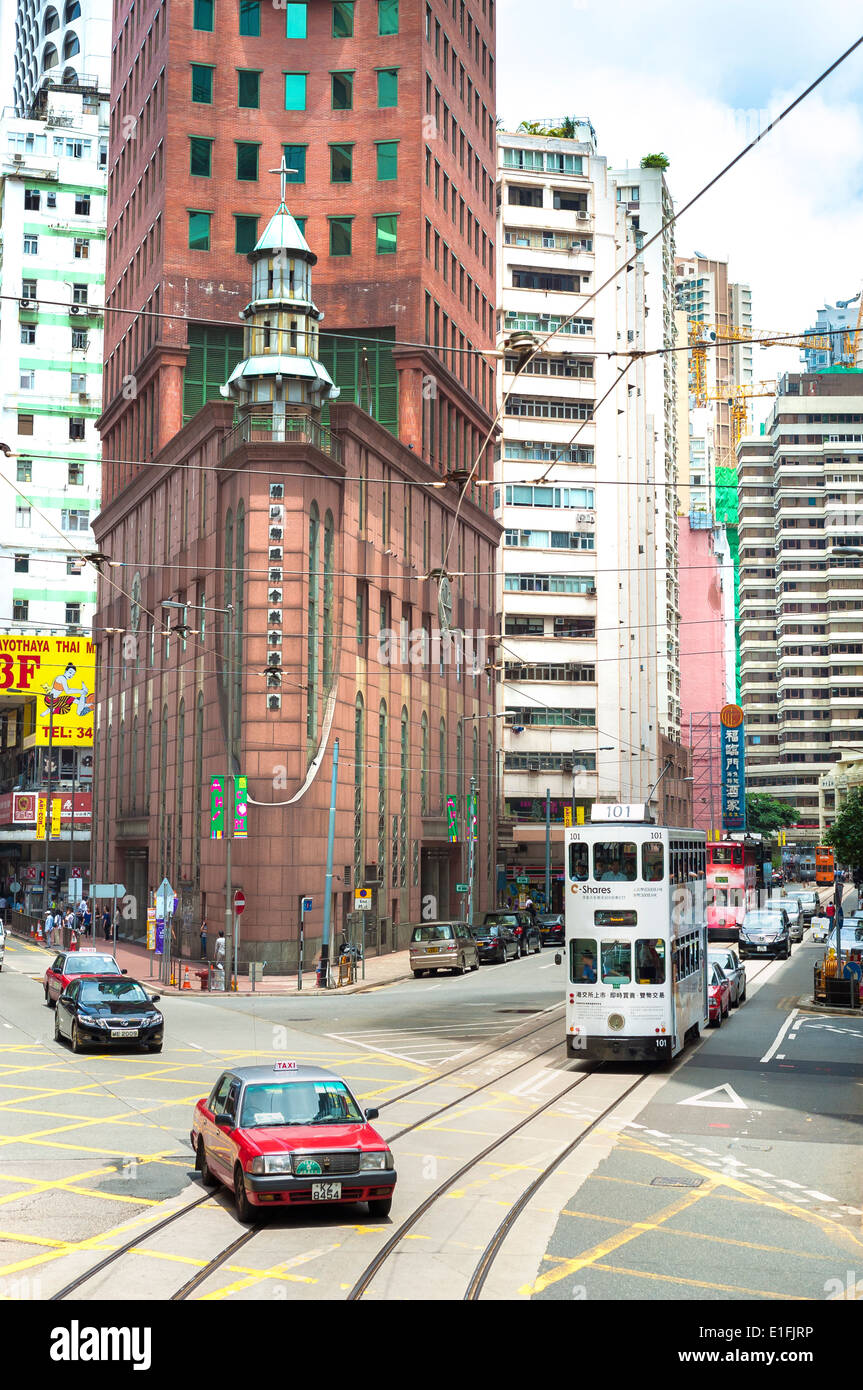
xmin=0 ymin=926 xmax=860 ymax=1303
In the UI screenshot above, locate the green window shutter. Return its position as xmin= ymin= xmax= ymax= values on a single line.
xmin=332 ymin=2 xmax=353 ymax=36
xmin=376 ymin=141 xmax=398 ymax=180
xmin=377 ymin=68 xmax=398 ymax=107
xmin=330 ymin=143 xmax=353 ymax=183
xmin=237 ymin=70 xmax=260 ymax=108
xmin=285 ymin=72 xmax=307 ymax=110
xmin=331 ymin=71 xmax=353 ymax=109
xmin=194 ymin=0 xmax=214 ymax=30
xmin=188 ymin=211 xmax=211 ymax=250
xmin=282 ymin=144 xmax=306 ymax=182
xmin=234 ymin=215 xmax=258 ymax=253
xmin=286 ymin=2 xmax=307 ymax=37
xmin=191 ymin=64 xmax=213 ymax=103
xmin=236 ymin=142 xmax=259 ymax=181
xmin=378 ymin=0 xmax=398 ymax=35
xmin=189 ymin=137 xmax=212 ymax=177
xmin=238 ymin=0 xmax=259 ymax=35
xmin=183 ymin=325 xmax=244 ymax=423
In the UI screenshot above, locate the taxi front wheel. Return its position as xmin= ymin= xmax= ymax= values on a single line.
xmin=234 ymin=1164 xmax=255 ymax=1224
xmin=368 ymin=1197 xmax=392 ymax=1219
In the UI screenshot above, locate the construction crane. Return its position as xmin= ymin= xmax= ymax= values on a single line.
xmin=842 ymin=293 xmax=863 ymax=366
xmin=701 ymin=383 xmax=777 ymax=452
xmin=688 ymin=322 xmax=834 ymax=407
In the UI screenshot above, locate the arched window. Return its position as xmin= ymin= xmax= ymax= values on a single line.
xmin=223 ymin=508 xmax=233 ymax=696
xmin=64 ymin=0 xmax=81 ymax=20
xmin=158 ymin=705 xmax=168 ymax=877
xmin=487 ymin=730 xmax=494 ymax=894
xmin=131 ymin=716 xmax=138 ymax=814
xmin=233 ymin=501 xmax=245 ymax=758
xmin=43 ymin=8 xmax=59 ymax=34
xmin=194 ymin=692 xmax=204 ymax=887
xmin=456 ymin=722 xmax=463 ymax=814
xmin=377 ymin=701 xmax=387 ymax=887
xmin=62 ymin=31 xmax=79 ymax=58
xmin=323 ymin=510 xmax=334 ymax=688
xmin=399 ymin=707 xmax=409 ymax=888
xmin=103 ymin=723 xmax=112 ymax=880
xmin=42 ymin=43 xmax=58 ymax=69
xmin=439 ymin=718 xmax=446 ymax=812
xmin=420 ymin=711 xmax=429 ymax=814
xmin=307 ymin=502 xmax=320 ymax=740
xmin=353 ymin=693 xmax=364 ymax=896
xmin=61 ymin=65 xmax=76 ymax=82
xmin=117 ymin=719 xmax=125 ymax=816
xmin=176 ymin=699 xmax=185 ymax=883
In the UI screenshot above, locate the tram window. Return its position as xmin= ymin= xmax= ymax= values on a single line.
xmin=642 ymin=842 xmax=664 ymax=882
xmin=593 ymin=842 xmax=637 ymax=881
xmin=600 ymin=939 xmax=632 ymax=983
xmin=712 ymin=847 xmax=733 ymax=865
xmin=635 ymin=938 xmax=666 ymax=985
xmin=570 ymin=937 xmax=598 ymax=983
xmin=569 ymin=842 xmax=589 ymax=881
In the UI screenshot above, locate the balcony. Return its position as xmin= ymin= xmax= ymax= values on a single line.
xmin=221 ymin=411 xmax=342 ymax=464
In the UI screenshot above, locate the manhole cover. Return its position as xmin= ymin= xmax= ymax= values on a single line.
xmin=651 ymin=1177 xmax=704 ymax=1188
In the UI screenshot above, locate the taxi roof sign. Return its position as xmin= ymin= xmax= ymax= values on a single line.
xmin=273 ymin=1060 xmax=298 ymax=1071
xmin=590 ymin=803 xmax=650 ymax=823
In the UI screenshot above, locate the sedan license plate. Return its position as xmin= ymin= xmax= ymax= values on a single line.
xmin=757 ymin=945 xmax=767 ymax=953
xmin=111 ymin=1028 xmax=139 ymax=1037
xmin=426 ymin=946 xmax=439 ymax=953
xmin=311 ymin=1181 xmax=342 ymax=1200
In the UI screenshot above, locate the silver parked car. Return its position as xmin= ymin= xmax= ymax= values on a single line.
xmin=767 ymin=895 xmax=804 ymax=943
xmin=707 ymin=946 xmax=746 ymax=1007
xmin=410 ymin=921 xmax=479 ymax=978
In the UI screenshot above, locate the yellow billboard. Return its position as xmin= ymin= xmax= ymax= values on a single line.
xmin=0 ymin=636 xmax=94 ymax=746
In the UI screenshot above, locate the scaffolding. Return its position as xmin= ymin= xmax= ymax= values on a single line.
xmin=686 ymin=712 xmax=722 ymax=838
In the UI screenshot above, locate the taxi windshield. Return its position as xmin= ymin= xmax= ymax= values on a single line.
xmin=239 ymin=1080 xmax=363 ymax=1128
xmin=64 ymin=956 xmax=119 ymax=975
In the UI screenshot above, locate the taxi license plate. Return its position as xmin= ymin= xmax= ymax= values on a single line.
xmin=111 ymin=1028 xmax=139 ymax=1037
xmin=426 ymin=946 xmax=439 ymax=953
xmin=311 ymin=1182 xmax=342 ymax=1200
xmin=757 ymin=945 xmax=767 ymax=953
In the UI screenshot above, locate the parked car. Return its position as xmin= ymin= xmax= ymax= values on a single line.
xmin=409 ymin=921 xmax=479 ymax=978
xmin=54 ymin=975 xmax=163 ymax=1053
xmin=537 ymin=913 xmax=565 ymax=947
xmin=767 ymin=895 xmax=804 ymax=943
xmin=739 ymin=909 xmax=791 ymax=960
xmin=708 ymin=962 xmax=732 ymax=1026
xmin=796 ymin=891 xmax=819 ymax=923
xmin=479 ymin=911 xmax=538 ymax=958
xmin=472 ymin=923 xmax=519 ymax=964
xmin=707 ymin=946 xmax=746 ymax=1007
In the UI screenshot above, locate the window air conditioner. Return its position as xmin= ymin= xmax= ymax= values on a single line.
xmin=561 ymin=755 xmax=574 ymax=772
xmin=70 ymin=305 xmax=80 ymax=314
xmin=78 ymin=392 xmax=88 ymax=402
xmin=527 ymin=755 xmax=541 ymax=772
xmin=577 ymin=211 xmax=590 ymax=222
xmin=19 ymin=298 xmax=33 ymax=309
xmin=12 ymin=153 xmax=23 ymax=162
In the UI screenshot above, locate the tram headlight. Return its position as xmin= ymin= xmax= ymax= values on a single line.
xmin=607 ymin=1013 xmax=625 ymax=1032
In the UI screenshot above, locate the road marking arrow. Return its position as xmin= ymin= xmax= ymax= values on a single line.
xmin=678 ymin=1083 xmax=749 ymax=1110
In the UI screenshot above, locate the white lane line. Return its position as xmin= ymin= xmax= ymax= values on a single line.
xmin=760 ymin=1007 xmax=799 ymax=1064
xmin=805 ymin=1190 xmax=836 ymax=1202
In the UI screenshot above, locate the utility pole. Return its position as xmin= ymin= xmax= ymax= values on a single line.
xmin=467 ymin=774 xmax=477 ymax=926
xmin=42 ymin=701 xmax=55 ymax=913
xmin=319 ymin=739 xmax=339 ymax=989
xmin=225 ymin=602 xmax=235 ymax=991
xmin=544 ymin=786 xmax=551 ymax=911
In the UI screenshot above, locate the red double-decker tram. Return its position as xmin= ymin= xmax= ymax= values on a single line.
xmin=707 ymin=840 xmax=759 ymax=943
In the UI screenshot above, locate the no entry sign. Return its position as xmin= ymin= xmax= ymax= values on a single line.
xmin=233 ymin=889 xmax=246 ymax=915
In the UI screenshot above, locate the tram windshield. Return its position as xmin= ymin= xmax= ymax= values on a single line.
xmin=600 ymin=940 xmax=632 ymax=983
xmin=593 ymin=842 xmax=638 ymax=881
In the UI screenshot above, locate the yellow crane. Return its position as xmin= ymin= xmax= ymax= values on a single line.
xmin=688 ymin=322 xmax=834 ymax=407
xmin=842 ymin=293 xmax=863 ymax=365
xmin=701 ymin=382 xmax=778 ymax=451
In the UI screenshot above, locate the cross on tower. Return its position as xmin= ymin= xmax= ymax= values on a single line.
xmin=269 ymin=154 xmax=298 ymax=206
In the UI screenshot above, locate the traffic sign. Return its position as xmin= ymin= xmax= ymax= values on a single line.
xmin=302 ymin=897 xmax=313 ymax=912
xmin=355 ymin=888 xmax=372 ymax=912
xmin=92 ymin=883 xmax=126 ymax=898
xmin=234 ymin=889 xmax=246 ymax=915
xmin=456 ymin=882 xmax=468 ymax=893
xmin=155 ymin=877 xmax=174 ymax=919
xmin=517 ymin=876 xmax=530 ymax=885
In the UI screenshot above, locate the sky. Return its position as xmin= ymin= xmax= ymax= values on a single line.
xmin=497 ymin=0 xmax=863 ymax=408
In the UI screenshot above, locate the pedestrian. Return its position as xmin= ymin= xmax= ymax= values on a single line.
xmin=214 ymin=930 xmax=225 ymax=966
xmin=101 ymin=908 xmax=111 ymax=941
xmin=200 ymin=919 xmax=208 ymax=961
xmin=44 ymin=909 xmax=54 ymax=947
xmin=113 ymin=907 xmax=121 ymax=943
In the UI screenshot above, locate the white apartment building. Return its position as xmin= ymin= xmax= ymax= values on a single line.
xmin=495 ymin=131 xmax=690 ymax=903
xmin=610 ymin=164 xmax=681 ymax=738
xmin=738 ymin=372 xmax=863 ymax=842
xmin=4 ymin=0 xmax=110 ymax=117
xmin=0 ymin=80 xmax=107 ymax=634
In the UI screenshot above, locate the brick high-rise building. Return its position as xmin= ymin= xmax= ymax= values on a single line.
xmin=99 ymin=0 xmax=497 ymax=506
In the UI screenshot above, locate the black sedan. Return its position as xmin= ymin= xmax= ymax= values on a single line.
xmin=537 ymin=913 xmax=565 ymax=947
xmin=472 ymin=924 xmax=520 ymax=964
xmin=54 ymin=975 xmax=164 ymax=1053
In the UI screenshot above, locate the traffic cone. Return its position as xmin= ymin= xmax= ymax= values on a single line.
xmin=36 ymin=918 xmax=43 ymax=940
xmin=182 ymin=965 xmax=191 ymax=990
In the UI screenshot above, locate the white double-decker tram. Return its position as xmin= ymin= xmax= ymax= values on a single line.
xmin=564 ymin=805 xmax=708 ymax=1062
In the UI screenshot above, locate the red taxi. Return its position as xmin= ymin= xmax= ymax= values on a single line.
xmin=44 ymin=949 xmax=126 ymax=1006
xmin=708 ymin=961 xmax=732 ymax=1027
xmin=190 ymin=1062 xmax=396 ymax=1223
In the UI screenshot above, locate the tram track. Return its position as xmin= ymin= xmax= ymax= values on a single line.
xmin=48 ymin=959 xmax=779 ymax=1302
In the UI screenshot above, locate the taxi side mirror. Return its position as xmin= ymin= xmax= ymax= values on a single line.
xmin=214 ymin=1113 xmax=233 ymax=1130
xmin=554 ymin=953 xmax=562 ymax=966
xmin=150 ymin=994 xmax=161 ymax=1002
xmin=365 ymin=1108 xmax=380 ymax=1120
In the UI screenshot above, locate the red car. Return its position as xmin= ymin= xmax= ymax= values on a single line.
xmin=708 ymin=962 xmax=732 ymax=1027
xmin=190 ymin=1062 xmax=397 ymax=1223
xmin=44 ymin=948 xmax=126 ymax=1006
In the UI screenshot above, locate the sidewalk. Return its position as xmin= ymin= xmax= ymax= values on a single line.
xmin=9 ymin=920 xmax=413 ymax=997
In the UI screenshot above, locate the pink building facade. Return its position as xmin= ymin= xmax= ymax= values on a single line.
xmin=679 ymin=521 xmax=729 ymax=835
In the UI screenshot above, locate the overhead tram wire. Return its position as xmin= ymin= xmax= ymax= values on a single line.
xmin=440 ymin=29 xmax=863 ymax=557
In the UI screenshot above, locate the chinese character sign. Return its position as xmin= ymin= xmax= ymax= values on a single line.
xmin=233 ymin=774 xmax=248 ymax=838
xmin=721 ymin=721 xmax=746 ymax=831
xmin=0 ymin=636 xmax=95 ymax=747
xmin=210 ymin=776 xmax=226 ymax=839
xmin=446 ymin=795 xmax=459 ymax=843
